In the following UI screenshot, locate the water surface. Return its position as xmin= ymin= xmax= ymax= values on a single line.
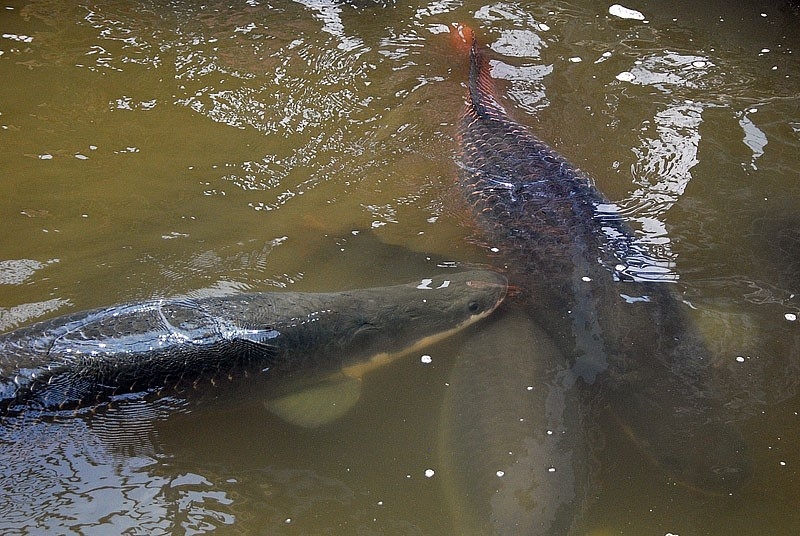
xmin=1 ymin=0 xmax=799 ymax=534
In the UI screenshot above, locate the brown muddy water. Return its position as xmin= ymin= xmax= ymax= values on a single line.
xmin=1 ymin=0 xmax=799 ymax=534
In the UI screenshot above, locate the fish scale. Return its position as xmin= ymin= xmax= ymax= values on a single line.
xmin=452 ymin=25 xmax=750 ymax=495
xmin=0 ymin=271 xmax=506 ymax=424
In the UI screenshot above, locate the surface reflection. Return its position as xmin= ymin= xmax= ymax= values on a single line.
xmin=0 ymin=0 xmax=798 ymax=534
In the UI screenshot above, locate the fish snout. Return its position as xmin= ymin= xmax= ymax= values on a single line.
xmin=465 ymin=271 xmax=508 ymax=317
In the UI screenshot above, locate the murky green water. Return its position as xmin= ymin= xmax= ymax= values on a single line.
xmin=1 ymin=0 xmax=798 ymax=534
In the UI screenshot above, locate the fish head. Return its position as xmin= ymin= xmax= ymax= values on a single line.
xmin=339 ymin=270 xmax=507 ymax=377
xmin=264 ymin=270 xmax=507 ymax=428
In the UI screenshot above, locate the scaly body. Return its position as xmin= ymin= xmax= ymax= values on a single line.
xmin=0 ymin=270 xmax=506 ymax=423
xmin=453 ymin=25 xmax=749 ymax=494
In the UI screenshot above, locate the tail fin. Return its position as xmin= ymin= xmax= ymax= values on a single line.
xmin=449 ymin=23 xmax=475 ymax=54
xmin=449 ymin=23 xmax=506 ymax=120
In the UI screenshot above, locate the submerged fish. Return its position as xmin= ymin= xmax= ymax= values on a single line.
xmin=0 ymin=270 xmax=506 ymax=426
xmin=451 ymin=25 xmax=750 ymax=494
xmin=439 ymin=306 xmax=590 ymax=536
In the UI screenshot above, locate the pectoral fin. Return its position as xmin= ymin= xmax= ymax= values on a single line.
xmin=265 ymin=376 xmax=362 ymax=428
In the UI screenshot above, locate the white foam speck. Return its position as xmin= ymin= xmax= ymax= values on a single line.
xmin=424 ymin=469 xmax=435 ymax=478
xmin=785 ymin=313 xmax=797 ymax=322
xmin=569 ymin=56 xmax=582 ymax=63
xmin=2 ymin=33 xmax=33 ymax=43
xmin=496 ymin=470 xmax=505 ymax=477
xmin=616 ymin=71 xmax=636 ymax=82
xmin=421 ymin=355 xmax=432 ymax=364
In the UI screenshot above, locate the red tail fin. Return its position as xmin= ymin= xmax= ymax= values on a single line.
xmin=449 ymin=23 xmax=506 ymax=119
xmin=449 ymin=23 xmax=476 ymax=55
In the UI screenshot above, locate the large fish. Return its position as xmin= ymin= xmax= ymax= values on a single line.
xmin=0 ymin=270 xmax=506 ymax=426
xmin=439 ymin=306 xmax=590 ymax=536
xmin=450 ymin=25 xmax=750 ymax=495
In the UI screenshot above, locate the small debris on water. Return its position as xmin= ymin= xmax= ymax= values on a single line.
xmin=420 ymin=355 xmax=432 ymax=364
xmin=581 ymin=276 xmax=592 ymax=282
xmin=595 ymin=51 xmax=613 ymax=64
xmin=609 ymin=4 xmax=645 ymax=21
xmin=38 ymin=153 xmax=53 ymax=160
xmin=496 ymin=470 xmax=505 ymax=477
xmin=424 ymin=469 xmax=435 ymax=478
xmin=569 ymin=57 xmax=582 ymax=63
xmin=616 ymin=71 xmax=636 ymax=82
xmin=785 ymin=313 xmax=797 ymax=322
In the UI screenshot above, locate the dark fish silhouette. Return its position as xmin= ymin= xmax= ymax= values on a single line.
xmin=451 ymin=24 xmax=749 ymax=495
xmin=0 ymin=271 xmax=506 ymax=426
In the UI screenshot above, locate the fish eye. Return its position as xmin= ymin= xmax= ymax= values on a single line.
xmin=468 ymin=301 xmax=481 ymax=313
